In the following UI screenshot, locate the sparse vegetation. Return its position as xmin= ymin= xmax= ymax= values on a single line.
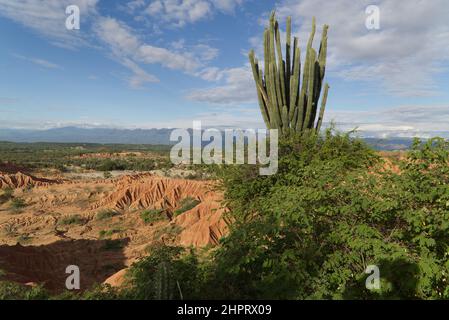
xmin=152 ymin=224 xmax=183 ymax=242
xmin=173 ymin=197 xmax=201 ymax=217
xmin=2 ymin=223 xmax=17 ymax=237
xmin=0 ymin=282 xmax=49 ymax=300
xmin=0 ymin=187 xmax=13 ymax=204
xmin=17 ymin=234 xmax=32 ymax=244
xmin=57 ymin=214 xmax=85 ymax=226
xmin=0 ymin=141 xmax=172 ymax=173
xmin=99 ymin=228 xmax=123 ymax=239
xmin=9 ymin=197 xmax=27 ymax=212
xmin=103 ymin=171 xmax=112 ymax=179
xmin=140 ymin=209 xmax=166 ymax=224
xmin=96 ymin=210 xmax=120 ymax=221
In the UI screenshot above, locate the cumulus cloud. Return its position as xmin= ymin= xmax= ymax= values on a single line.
xmin=191 ymin=0 xmax=449 ymax=105
xmin=121 ymin=58 xmax=160 ymax=88
xmin=145 ymin=0 xmax=212 ymax=27
xmin=0 ymin=1 xmax=220 ymax=88
xmin=327 ymin=104 xmax=449 ymax=138
xmin=0 ymin=0 xmax=99 ymax=48
xmin=126 ymin=0 xmax=146 ymax=11
xmin=211 ymin=0 xmax=244 ymax=13
xmin=94 ymin=17 xmax=219 ymax=87
xmin=188 ymin=65 xmax=256 ymax=104
xmin=272 ymin=0 xmax=449 ymax=96
xmin=143 ymin=0 xmax=245 ymax=27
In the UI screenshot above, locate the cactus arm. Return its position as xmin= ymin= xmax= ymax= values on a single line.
xmin=249 ymin=50 xmax=270 ymax=128
xmin=303 ymin=48 xmax=317 ymax=131
xmin=275 ymin=21 xmax=287 ymax=108
xmin=269 ymin=62 xmax=281 ymax=129
xmin=285 ymin=16 xmax=292 ymax=108
xmin=318 ymin=24 xmax=329 ymax=81
xmin=289 ymin=43 xmax=300 ymax=123
xmin=281 ymin=105 xmax=289 ymax=131
xmin=312 ymin=24 xmax=329 ymax=126
xmin=316 ymin=83 xmax=329 ymax=133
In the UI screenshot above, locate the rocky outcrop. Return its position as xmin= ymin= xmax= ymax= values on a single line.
xmin=0 ymin=172 xmax=59 ymax=189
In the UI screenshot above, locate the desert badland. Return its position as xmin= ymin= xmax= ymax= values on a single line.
xmin=0 ymin=145 xmax=227 ymax=292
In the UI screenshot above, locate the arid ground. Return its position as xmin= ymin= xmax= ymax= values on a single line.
xmin=0 ymin=157 xmax=228 ymax=292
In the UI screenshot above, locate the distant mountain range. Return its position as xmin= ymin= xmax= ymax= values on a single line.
xmin=0 ymin=126 xmax=421 ymax=150
xmin=0 ymin=127 xmax=174 ymax=145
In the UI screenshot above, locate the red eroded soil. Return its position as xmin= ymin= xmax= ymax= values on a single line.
xmin=0 ymin=171 xmax=228 ymax=292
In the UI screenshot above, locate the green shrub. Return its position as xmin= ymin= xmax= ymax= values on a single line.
xmin=58 ymin=214 xmax=85 ymax=226
xmin=99 ymin=228 xmax=122 ymax=239
xmin=9 ymin=197 xmax=27 ymax=211
xmin=2 ymin=223 xmax=17 ymax=237
xmin=207 ymin=134 xmax=449 ymax=299
xmin=173 ymin=197 xmax=201 ymax=217
xmin=80 ymin=284 xmax=122 ymax=300
xmin=17 ymin=234 xmax=32 ymax=244
xmin=0 ymin=187 xmax=13 ymax=204
xmin=140 ymin=209 xmax=166 ymax=224
xmin=152 ymin=224 xmax=183 ymax=242
xmin=98 ymin=159 xmax=126 ymax=171
xmin=0 ymin=282 xmax=49 ymax=300
xmin=96 ymin=210 xmax=120 ymax=220
xmin=123 ymin=244 xmax=202 ymax=300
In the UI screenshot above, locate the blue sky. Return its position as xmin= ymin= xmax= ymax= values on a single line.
xmin=1 ymin=0 xmax=449 ymax=137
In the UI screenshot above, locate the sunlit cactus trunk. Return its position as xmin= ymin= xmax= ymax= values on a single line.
xmin=249 ymin=12 xmax=330 ymax=135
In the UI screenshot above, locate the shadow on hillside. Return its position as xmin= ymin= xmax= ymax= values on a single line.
xmin=0 ymin=238 xmax=129 ymax=292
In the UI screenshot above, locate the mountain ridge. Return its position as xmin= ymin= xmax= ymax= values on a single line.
xmin=0 ymin=126 xmax=433 ymax=150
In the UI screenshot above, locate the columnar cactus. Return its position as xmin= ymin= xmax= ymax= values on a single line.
xmin=249 ymin=12 xmax=330 ymax=135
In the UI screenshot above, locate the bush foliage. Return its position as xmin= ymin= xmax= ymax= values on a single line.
xmin=209 ymin=134 xmax=449 ymax=299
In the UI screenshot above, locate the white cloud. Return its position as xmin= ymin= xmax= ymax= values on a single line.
xmin=137 ymin=45 xmax=200 ymax=72
xmin=272 ymin=0 xmax=449 ymax=96
xmin=188 ymin=65 xmax=256 ymax=104
xmin=192 ymin=44 xmax=220 ymax=62
xmin=0 ymin=0 xmax=221 ymax=89
xmin=143 ymin=0 xmax=245 ymax=27
xmin=195 ymin=67 xmax=224 ymax=81
xmin=327 ymin=104 xmax=449 ymax=137
xmin=190 ymin=0 xmax=449 ymax=104
xmin=121 ymin=58 xmax=160 ymax=88
xmin=12 ymin=54 xmax=63 ymax=70
xmin=145 ymin=0 xmax=212 ymax=27
xmin=211 ymin=0 xmax=244 ymax=13
xmin=94 ymin=17 xmax=140 ymax=55
xmin=94 ymin=17 xmax=219 ymax=86
xmin=0 ymin=0 xmax=99 ymax=48
xmin=126 ymin=0 xmax=146 ymax=11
